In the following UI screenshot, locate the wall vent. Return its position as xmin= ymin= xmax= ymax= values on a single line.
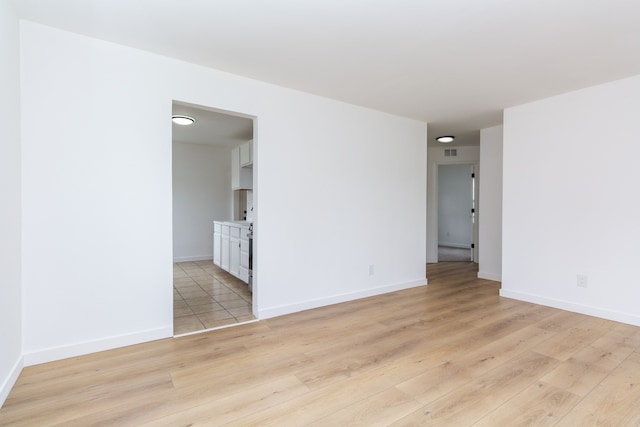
xmin=444 ymin=148 xmax=457 ymax=157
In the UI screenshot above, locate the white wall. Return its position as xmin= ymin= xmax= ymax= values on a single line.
xmin=172 ymin=142 xmax=233 ymax=262
xmin=20 ymin=21 xmax=427 ymax=364
xmin=502 ymin=75 xmax=640 ymax=326
xmin=427 ymin=146 xmax=479 ymax=263
xmin=437 ymin=164 xmax=473 ymax=247
xmin=478 ymin=126 xmax=503 ymax=281
xmin=0 ymin=0 xmax=23 ymax=407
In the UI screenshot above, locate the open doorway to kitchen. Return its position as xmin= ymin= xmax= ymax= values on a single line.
xmin=171 ymin=101 xmax=256 ymax=335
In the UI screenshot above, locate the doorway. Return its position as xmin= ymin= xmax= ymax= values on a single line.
xmin=171 ymin=101 xmax=256 ymax=335
xmin=437 ymin=164 xmax=475 ymax=262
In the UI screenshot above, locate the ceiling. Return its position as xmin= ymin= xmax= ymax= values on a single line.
xmin=12 ymin=0 xmax=640 ymax=147
xmin=172 ymin=102 xmax=253 ymax=148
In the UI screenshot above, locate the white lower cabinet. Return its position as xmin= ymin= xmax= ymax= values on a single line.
xmin=213 ymin=223 xmax=222 ymax=267
xmin=239 ymin=235 xmax=250 ymax=283
xmin=213 ymin=221 xmax=250 ymax=284
xmin=229 ymin=227 xmax=240 ymax=277
xmin=220 ymin=232 xmax=230 ymax=271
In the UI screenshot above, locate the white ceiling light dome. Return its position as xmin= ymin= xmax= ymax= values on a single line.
xmin=172 ymin=115 xmax=196 ymax=125
xmin=436 ymin=135 xmax=455 ymax=143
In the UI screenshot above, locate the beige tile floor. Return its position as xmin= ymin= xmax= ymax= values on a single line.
xmin=173 ymin=260 xmax=254 ymax=335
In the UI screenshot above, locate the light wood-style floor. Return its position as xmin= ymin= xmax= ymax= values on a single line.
xmin=2 ymin=262 xmax=640 ymax=426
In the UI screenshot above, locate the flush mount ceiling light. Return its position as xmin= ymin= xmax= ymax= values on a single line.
xmin=171 ymin=115 xmax=195 ymax=125
xmin=436 ymin=135 xmax=455 ymax=143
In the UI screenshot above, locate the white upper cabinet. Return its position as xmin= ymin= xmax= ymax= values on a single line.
xmin=240 ymin=140 xmax=253 ymax=167
xmin=231 ymin=146 xmax=252 ymax=190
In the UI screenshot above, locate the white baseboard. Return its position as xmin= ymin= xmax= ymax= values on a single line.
xmin=0 ymin=355 xmax=23 ymax=408
xmin=499 ymin=289 xmax=640 ymax=327
xmin=23 ymin=326 xmax=173 ymax=367
xmin=173 ymin=255 xmax=213 ymax=263
xmin=427 ymin=257 xmax=438 ymax=264
xmin=438 ymin=243 xmax=471 ymax=249
xmin=478 ymin=271 xmax=502 ymax=282
xmin=257 ymin=279 xmax=427 ymax=320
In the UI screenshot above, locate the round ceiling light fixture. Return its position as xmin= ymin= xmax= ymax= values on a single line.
xmin=172 ymin=115 xmax=196 ymax=126
xmin=436 ymin=135 xmax=455 ymax=143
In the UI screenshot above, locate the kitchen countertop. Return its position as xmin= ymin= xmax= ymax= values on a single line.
xmin=215 ymin=220 xmax=251 ymax=227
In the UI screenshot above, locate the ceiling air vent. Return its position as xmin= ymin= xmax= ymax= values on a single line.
xmin=444 ymin=148 xmax=457 ymax=157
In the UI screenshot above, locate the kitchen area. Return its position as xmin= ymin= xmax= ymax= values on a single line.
xmin=214 ymin=139 xmax=255 ymax=291
xmin=172 ymin=102 xmax=255 ymax=335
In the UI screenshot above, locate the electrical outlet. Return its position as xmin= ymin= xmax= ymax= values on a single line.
xmin=577 ymin=274 xmax=588 ymax=288
xmin=369 ymin=265 xmax=374 ymax=276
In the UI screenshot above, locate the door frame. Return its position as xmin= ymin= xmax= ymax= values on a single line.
xmin=428 ymin=160 xmax=479 ymax=263
xmin=171 ymin=100 xmax=259 ymax=334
